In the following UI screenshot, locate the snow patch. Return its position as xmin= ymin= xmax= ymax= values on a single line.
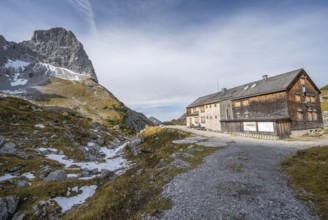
xmin=0 ymin=174 xmax=15 ymax=181
xmin=10 ymin=73 xmax=28 ymax=86
xmin=0 ymin=89 xmax=25 ymax=94
xmin=21 ymin=172 xmax=35 ymax=179
xmin=0 ymin=172 xmax=35 ymax=181
xmin=35 ymin=124 xmax=45 ymax=129
xmin=42 ymin=143 xmax=129 ymax=175
xmin=33 ymin=62 xmax=89 ymax=81
xmin=53 ymin=185 xmax=97 ymax=213
xmin=4 ymin=59 xmax=30 ymax=71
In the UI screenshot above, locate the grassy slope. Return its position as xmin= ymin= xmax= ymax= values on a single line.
xmin=321 ymin=87 xmax=328 ymax=111
xmin=280 ymin=146 xmax=328 ymax=219
xmin=64 ymin=127 xmax=220 ymax=219
xmin=0 ymin=96 xmax=121 ymax=218
xmin=34 ymin=77 xmax=127 ymax=127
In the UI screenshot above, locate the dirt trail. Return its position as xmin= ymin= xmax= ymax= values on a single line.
xmin=161 ymin=126 xmax=327 ymax=220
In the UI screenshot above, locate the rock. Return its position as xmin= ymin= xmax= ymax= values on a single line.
xmin=124 ymin=109 xmax=153 ymax=132
xmin=113 ymin=125 xmax=120 ymax=130
xmin=87 ymin=144 xmax=100 ymax=161
xmin=12 ymin=213 xmax=25 ymax=220
xmin=0 ymin=199 xmax=8 ymax=220
xmin=0 ymin=196 xmax=18 ymax=220
xmin=59 ymin=150 xmax=64 ymax=155
xmin=91 ymin=168 xmax=98 ymax=175
xmin=128 ymin=136 xmax=144 ymax=156
xmin=171 ymin=159 xmax=191 ymax=169
xmin=0 ymin=136 xmax=5 ymax=147
xmin=16 ymin=180 xmax=30 ymax=187
xmin=6 ymin=196 xmax=17 ymax=214
xmin=100 ymin=169 xmax=114 ymax=179
xmin=44 ymin=170 xmax=67 ymax=181
xmin=8 ymin=166 xmax=22 ymax=173
xmin=1 ymin=142 xmax=17 ymax=153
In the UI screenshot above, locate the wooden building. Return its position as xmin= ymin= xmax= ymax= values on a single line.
xmin=186 ymin=69 xmax=323 ymax=139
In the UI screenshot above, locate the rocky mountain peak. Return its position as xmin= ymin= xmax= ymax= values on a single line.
xmin=22 ymin=27 xmax=97 ymax=81
xmin=30 ymin=28 xmax=78 ymax=46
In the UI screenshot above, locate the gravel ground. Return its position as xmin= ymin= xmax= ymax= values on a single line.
xmin=161 ymin=126 xmax=328 ymax=220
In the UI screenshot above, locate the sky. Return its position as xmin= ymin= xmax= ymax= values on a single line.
xmin=1 ymin=0 xmax=328 ymax=121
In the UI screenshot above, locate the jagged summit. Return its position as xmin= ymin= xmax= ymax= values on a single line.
xmin=24 ymin=27 xmax=97 ymax=81
xmin=0 ymin=27 xmax=97 ymax=88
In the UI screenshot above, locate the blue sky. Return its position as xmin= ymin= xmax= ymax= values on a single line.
xmin=1 ymin=0 xmax=328 ymax=121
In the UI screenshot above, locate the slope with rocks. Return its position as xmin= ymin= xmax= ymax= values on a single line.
xmin=0 ymin=27 xmax=152 ymax=131
xmin=321 ymin=85 xmax=328 ymax=126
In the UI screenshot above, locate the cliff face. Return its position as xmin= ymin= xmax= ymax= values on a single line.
xmin=0 ymin=27 xmax=152 ymax=131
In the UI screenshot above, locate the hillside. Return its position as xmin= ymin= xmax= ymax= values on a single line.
xmin=0 ymin=28 xmax=152 ymax=131
xmin=321 ymin=85 xmax=328 ymax=126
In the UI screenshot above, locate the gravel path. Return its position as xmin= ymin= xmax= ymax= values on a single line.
xmin=162 ymin=126 xmax=328 ymax=220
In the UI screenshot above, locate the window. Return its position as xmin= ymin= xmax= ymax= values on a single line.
xmin=195 ymin=117 xmax=199 ymax=123
xmin=215 ymin=115 xmax=217 ymax=119
xmin=214 ymin=104 xmax=217 ymax=107
xmin=313 ymin=112 xmax=318 ymax=121
xmin=193 ymin=107 xmax=197 ymax=113
xmin=210 ymin=116 xmax=212 ymax=119
xmin=210 ymin=104 xmax=212 ymax=108
xmin=297 ymin=112 xmax=303 ymax=121
xmin=310 ymin=96 xmax=316 ymax=103
xmin=200 ymin=106 xmax=205 ymax=113
xmin=201 ymin=117 xmax=205 ymax=123
xmin=295 ymin=95 xmax=301 ymax=102
xmin=242 ymin=100 xmax=249 ymax=106
xmin=308 ymin=112 xmax=313 ymax=121
xmin=233 ymin=101 xmax=241 ymax=108
xmin=306 ymin=96 xmax=311 ymax=103
xmin=206 ymin=116 xmax=208 ymax=119
xmin=187 ymin=108 xmax=192 ymax=114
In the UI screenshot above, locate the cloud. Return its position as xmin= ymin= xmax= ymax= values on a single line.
xmin=81 ymin=10 xmax=328 ymax=121
xmin=68 ymin=0 xmax=97 ymax=34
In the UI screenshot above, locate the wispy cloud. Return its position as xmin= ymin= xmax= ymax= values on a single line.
xmin=68 ymin=0 xmax=97 ymax=34
xmin=82 ymin=10 xmax=328 ymax=121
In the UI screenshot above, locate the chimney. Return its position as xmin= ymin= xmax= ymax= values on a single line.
xmin=222 ymin=88 xmax=227 ymax=92
xmin=262 ymin=75 xmax=268 ymax=81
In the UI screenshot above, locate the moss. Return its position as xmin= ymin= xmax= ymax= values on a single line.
xmin=280 ymin=146 xmax=328 ymax=219
xmin=63 ymin=127 xmax=219 ymax=219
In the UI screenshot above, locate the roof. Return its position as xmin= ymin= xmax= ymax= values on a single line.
xmin=187 ymin=68 xmax=313 ymax=108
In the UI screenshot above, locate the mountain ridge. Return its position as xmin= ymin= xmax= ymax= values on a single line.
xmin=0 ymin=27 xmax=152 ymax=131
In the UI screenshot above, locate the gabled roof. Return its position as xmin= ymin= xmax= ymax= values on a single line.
xmin=187 ymin=68 xmax=316 ymax=108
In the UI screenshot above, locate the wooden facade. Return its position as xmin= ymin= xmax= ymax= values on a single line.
xmin=186 ymin=69 xmax=323 ymax=139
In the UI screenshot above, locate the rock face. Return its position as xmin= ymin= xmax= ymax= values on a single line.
xmin=0 ymin=27 xmax=97 ymax=92
xmin=125 ymin=109 xmax=154 ymax=132
xmin=23 ymin=28 xmax=97 ymax=80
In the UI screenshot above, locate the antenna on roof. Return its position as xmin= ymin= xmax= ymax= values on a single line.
xmin=217 ymin=80 xmax=219 ymax=93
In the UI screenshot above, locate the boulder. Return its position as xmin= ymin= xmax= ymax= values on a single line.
xmin=100 ymin=169 xmax=114 ymax=179
xmin=1 ymin=142 xmax=17 ymax=153
xmin=44 ymin=170 xmax=67 ymax=181
xmin=128 ymin=136 xmax=144 ymax=156
xmin=0 ymin=136 xmax=5 ymax=147
xmin=16 ymin=180 xmax=30 ymax=187
xmin=0 ymin=196 xmax=18 ymax=220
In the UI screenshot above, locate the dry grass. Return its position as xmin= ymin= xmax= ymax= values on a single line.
xmin=280 ymin=146 xmax=328 ymax=219
xmin=64 ymin=127 xmax=220 ymax=219
xmin=35 ymin=77 xmax=126 ymax=126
